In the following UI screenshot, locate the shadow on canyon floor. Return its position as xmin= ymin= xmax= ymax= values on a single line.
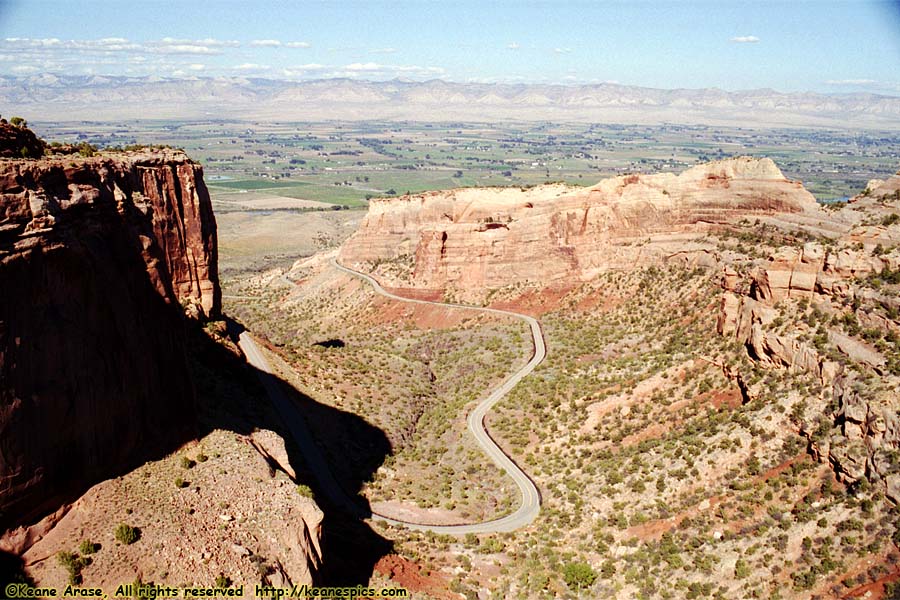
xmin=189 ymin=316 xmax=394 ymax=587
xmin=3 ymin=316 xmax=394 ymax=590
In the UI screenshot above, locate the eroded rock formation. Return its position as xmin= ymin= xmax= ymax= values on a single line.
xmin=0 ymin=146 xmax=220 ymax=529
xmin=716 ymin=184 xmax=900 ymax=501
xmin=0 ymin=122 xmax=43 ymax=159
xmin=340 ymin=157 xmax=818 ymax=298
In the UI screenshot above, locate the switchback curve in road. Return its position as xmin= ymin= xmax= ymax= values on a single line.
xmin=237 ymin=258 xmax=544 ymax=534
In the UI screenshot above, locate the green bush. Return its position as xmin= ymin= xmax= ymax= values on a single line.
xmin=57 ymin=550 xmax=90 ymax=584
xmin=562 ymin=561 xmax=597 ymax=591
xmin=76 ymin=142 xmax=98 ymax=157
xmin=78 ymin=540 xmax=98 ymax=555
xmin=114 ymin=523 xmax=140 ymax=545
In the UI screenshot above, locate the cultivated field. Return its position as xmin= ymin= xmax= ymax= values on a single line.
xmin=33 ymin=120 xmax=900 ymax=204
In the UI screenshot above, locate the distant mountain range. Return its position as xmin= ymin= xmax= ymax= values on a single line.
xmin=3 ymin=75 xmax=899 ymax=128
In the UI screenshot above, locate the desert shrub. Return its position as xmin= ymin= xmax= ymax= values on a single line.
xmin=57 ymin=551 xmax=90 ymax=584
xmin=78 ymin=540 xmax=98 ymax=555
xmin=114 ymin=523 xmax=140 ymax=545
xmin=792 ymin=569 xmax=817 ymax=590
xmin=76 ymin=142 xmax=97 ymax=157
xmin=562 ymin=561 xmax=597 ymax=591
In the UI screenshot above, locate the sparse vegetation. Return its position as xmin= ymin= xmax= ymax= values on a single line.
xmin=78 ymin=540 xmax=98 ymax=555
xmin=57 ymin=551 xmax=90 ymax=584
xmin=114 ymin=523 xmax=140 ymax=545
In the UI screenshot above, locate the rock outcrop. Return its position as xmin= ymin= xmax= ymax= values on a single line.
xmin=0 ymin=121 xmax=44 ymax=159
xmin=0 ymin=147 xmax=220 ymax=529
xmin=716 ymin=180 xmax=900 ymax=501
xmin=718 ymin=237 xmax=898 ymax=368
xmin=340 ymin=157 xmax=818 ymax=299
xmin=823 ymin=374 xmax=900 ymax=502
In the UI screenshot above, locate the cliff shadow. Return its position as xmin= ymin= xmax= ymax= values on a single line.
xmin=189 ymin=317 xmax=394 ymax=587
xmin=0 ymin=549 xmax=33 ymax=590
xmin=1 ymin=190 xmax=394 ymax=587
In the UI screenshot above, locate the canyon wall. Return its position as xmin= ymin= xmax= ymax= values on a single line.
xmin=0 ymin=144 xmax=220 ymax=528
xmin=339 ymin=157 xmax=819 ymax=298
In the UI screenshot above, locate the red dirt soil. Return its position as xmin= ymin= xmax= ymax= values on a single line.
xmin=383 ymin=287 xmax=444 ymax=302
xmin=374 ymin=554 xmax=458 ymax=600
xmin=627 ymin=495 xmax=725 ymax=541
xmin=365 ymin=296 xmax=476 ymax=330
xmin=842 ymin=565 xmax=900 ymax=599
xmin=490 ymin=284 xmax=576 ymax=317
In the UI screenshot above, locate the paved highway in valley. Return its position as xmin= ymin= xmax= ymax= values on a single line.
xmin=238 ymin=258 xmax=544 ymax=534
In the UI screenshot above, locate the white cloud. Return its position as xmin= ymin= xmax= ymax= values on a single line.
xmin=188 ymin=63 xmax=205 ymax=71
xmin=343 ymin=62 xmax=381 ymax=71
xmin=233 ymin=63 xmax=271 ymax=71
xmin=150 ymin=44 xmax=219 ymax=55
xmin=553 ymin=47 xmax=572 ymax=54
xmin=150 ymin=38 xmax=240 ymax=54
xmin=342 ymin=62 xmax=444 ymax=75
xmin=506 ymin=42 xmax=520 ymax=50
xmin=285 ymin=41 xmax=312 ymax=48
xmin=0 ymin=37 xmax=238 ymax=56
xmin=370 ymin=47 xmax=397 ymax=54
xmin=825 ymin=78 xmax=878 ymax=85
xmin=11 ymin=65 xmax=39 ymax=73
xmin=730 ymin=36 xmax=760 ymax=43
xmin=250 ymin=39 xmax=282 ymax=47
xmin=280 ymin=64 xmax=328 ymax=77
xmin=193 ymin=38 xmax=240 ymax=47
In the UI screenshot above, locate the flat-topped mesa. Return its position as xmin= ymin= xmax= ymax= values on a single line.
xmin=0 ymin=145 xmax=219 ymax=529
xmin=339 ymin=157 xmax=819 ymax=298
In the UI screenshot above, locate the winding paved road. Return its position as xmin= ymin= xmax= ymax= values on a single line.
xmin=237 ymin=258 xmax=544 ymax=534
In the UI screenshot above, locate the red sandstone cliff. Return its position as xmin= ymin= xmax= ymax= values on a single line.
xmin=0 ymin=143 xmax=220 ymax=529
xmin=339 ymin=157 xmax=819 ymax=298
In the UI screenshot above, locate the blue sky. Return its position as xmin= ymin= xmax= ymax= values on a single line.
xmin=0 ymin=0 xmax=898 ymax=94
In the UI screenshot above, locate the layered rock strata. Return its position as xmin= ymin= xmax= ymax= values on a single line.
xmin=340 ymin=157 xmax=818 ymax=298
xmin=0 ymin=147 xmax=220 ymax=529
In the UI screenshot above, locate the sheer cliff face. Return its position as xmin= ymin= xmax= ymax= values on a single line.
xmin=0 ymin=149 xmax=220 ymax=528
xmin=339 ymin=157 xmax=819 ymax=296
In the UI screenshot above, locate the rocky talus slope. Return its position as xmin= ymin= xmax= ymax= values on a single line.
xmin=339 ymin=157 xmax=818 ymax=301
